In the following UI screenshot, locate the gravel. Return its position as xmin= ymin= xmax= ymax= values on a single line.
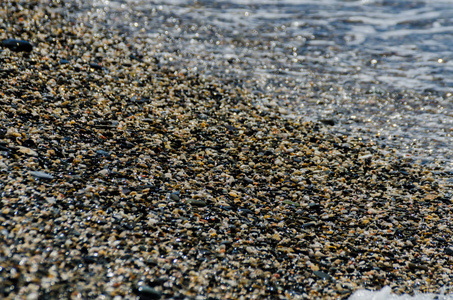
xmin=1 ymin=1 xmax=453 ymax=299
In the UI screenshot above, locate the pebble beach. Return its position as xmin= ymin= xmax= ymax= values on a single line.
xmin=2 ymin=1 xmax=453 ymax=299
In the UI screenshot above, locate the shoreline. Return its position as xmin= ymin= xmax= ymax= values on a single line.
xmin=1 ymin=1 xmax=453 ymax=299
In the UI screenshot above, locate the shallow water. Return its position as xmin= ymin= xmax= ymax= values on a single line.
xmin=78 ymin=0 xmax=453 ymax=91
xmin=71 ymin=0 xmax=453 ymax=171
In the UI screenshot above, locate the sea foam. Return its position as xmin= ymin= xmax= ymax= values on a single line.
xmin=349 ymin=286 xmax=453 ymax=300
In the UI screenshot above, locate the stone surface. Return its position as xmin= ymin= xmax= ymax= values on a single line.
xmin=1 ymin=39 xmax=33 ymax=52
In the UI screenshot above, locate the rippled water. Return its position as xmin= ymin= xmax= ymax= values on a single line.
xmin=72 ymin=0 xmax=453 ymax=174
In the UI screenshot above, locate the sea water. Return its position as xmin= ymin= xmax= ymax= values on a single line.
xmin=71 ymin=1 xmax=453 ymax=298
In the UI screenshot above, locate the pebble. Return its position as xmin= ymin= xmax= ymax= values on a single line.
xmin=96 ymin=150 xmax=111 ymax=157
xmin=169 ymin=192 xmax=180 ymax=201
xmin=313 ymin=271 xmax=334 ymax=281
xmin=89 ymin=62 xmax=104 ymax=70
xmin=29 ymin=171 xmax=54 ymax=180
xmin=444 ymin=247 xmax=453 ymax=256
xmin=136 ymin=286 xmax=161 ymax=299
xmin=1 ymin=39 xmax=33 ymax=52
xmin=17 ymin=146 xmax=38 ymax=156
xmin=187 ymin=199 xmax=207 ymax=207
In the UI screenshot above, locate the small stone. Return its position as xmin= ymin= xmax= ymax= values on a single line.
xmin=96 ymin=150 xmax=111 ymax=157
xmin=246 ymin=246 xmax=258 ymax=254
xmin=187 ymin=199 xmax=207 ymax=207
xmin=17 ymin=146 xmax=38 ymax=156
xmin=6 ymin=127 xmax=21 ymax=137
xmin=30 ymin=171 xmax=54 ymax=180
xmin=2 ymin=39 xmax=33 ymax=52
xmin=228 ymin=191 xmax=238 ymax=197
xmin=239 ymin=208 xmax=254 ymax=215
xmin=282 ymin=200 xmax=299 ymax=206
xmin=136 ymin=286 xmax=161 ymax=299
xmin=225 ymin=125 xmax=238 ymax=132
xmin=320 ymin=119 xmax=336 ymax=126
xmin=99 ymin=169 xmax=109 ymax=176
xmin=302 ymin=222 xmax=316 ymax=228
xmin=308 ymin=203 xmax=321 ymax=210
xmin=169 ymin=193 xmax=180 ymax=201
xmin=45 ymin=197 xmax=57 ymax=204
xmin=219 ymin=205 xmax=232 ymax=211
xmin=444 ymin=247 xmax=453 ymax=256
xmin=408 ymin=263 xmax=429 ymax=271
xmin=243 ymin=176 xmax=254 ymax=184
xmin=313 ymin=270 xmax=333 ymax=281
xmin=89 ymin=62 xmax=104 ymax=70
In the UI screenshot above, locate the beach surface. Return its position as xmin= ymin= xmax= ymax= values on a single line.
xmin=1 ymin=1 xmax=453 ymax=299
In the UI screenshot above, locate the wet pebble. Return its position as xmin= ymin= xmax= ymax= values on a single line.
xmin=308 ymin=203 xmax=322 ymax=210
xmin=313 ymin=271 xmax=334 ymax=281
xmin=30 ymin=171 xmax=54 ymax=180
xmin=136 ymin=286 xmax=161 ymax=300
xmin=444 ymin=247 xmax=453 ymax=256
xmin=169 ymin=192 xmax=180 ymax=201
xmin=302 ymin=222 xmax=316 ymax=228
xmin=187 ymin=199 xmax=207 ymax=207
xmin=1 ymin=39 xmax=33 ymax=52
xmin=89 ymin=62 xmax=104 ymax=70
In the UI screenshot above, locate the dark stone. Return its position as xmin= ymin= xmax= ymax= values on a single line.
xmin=445 ymin=247 xmax=453 ymax=256
xmin=320 ymin=119 xmax=335 ymax=126
xmin=313 ymin=270 xmax=333 ymax=281
xmin=239 ymin=208 xmax=253 ymax=215
xmin=136 ymin=184 xmax=156 ymax=191
xmin=89 ymin=62 xmax=104 ymax=70
xmin=243 ymin=177 xmax=254 ymax=184
xmin=148 ymin=277 xmax=167 ymax=287
xmin=170 ymin=193 xmax=180 ymax=201
xmin=187 ymin=199 xmax=207 ymax=207
xmin=136 ymin=286 xmax=161 ymax=300
xmin=0 ymin=144 xmax=11 ymax=152
xmin=228 ymin=225 xmax=237 ymax=232
xmin=130 ymin=54 xmax=143 ymax=62
xmin=0 ymin=69 xmax=17 ymax=78
xmin=308 ymin=203 xmax=321 ymax=210
xmin=301 ymin=222 xmax=316 ymax=228
xmin=408 ymin=263 xmax=429 ymax=271
xmin=59 ymin=59 xmax=70 ymax=64
xmin=436 ymin=237 xmax=447 ymax=243
xmin=83 ymin=256 xmax=97 ymax=264
xmin=225 ymin=125 xmax=239 ymax=132
xmin=22 ymin=139 xmax=36 ymax=148
xmin=2 ymin=39 xmax=33 ymax=52
xmin=221 ymin=240 xmax=232 ymax=248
